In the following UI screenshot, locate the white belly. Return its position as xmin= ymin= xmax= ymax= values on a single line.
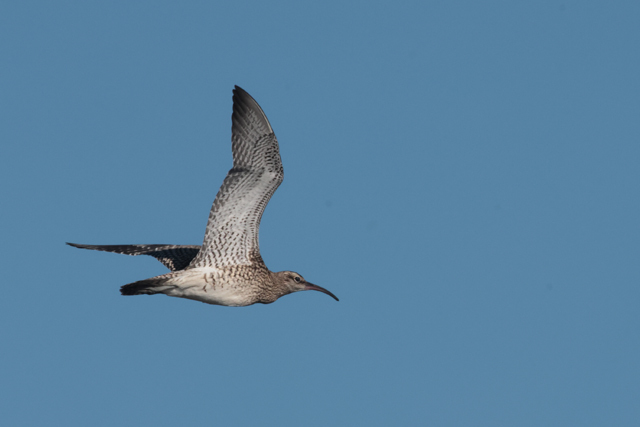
xmin=162 ymin=268 xmax=255 ymax=306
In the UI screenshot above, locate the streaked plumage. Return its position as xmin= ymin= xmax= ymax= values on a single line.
xmin=68 ymin=86 xmax=338 ymax=306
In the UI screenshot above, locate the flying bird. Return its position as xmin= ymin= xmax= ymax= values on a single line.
xmin=68 ymin=86 xmax=338 ymax=306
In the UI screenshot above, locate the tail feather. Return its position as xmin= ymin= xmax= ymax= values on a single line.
xmin=120 ymin=273 xmax=178 ymax=296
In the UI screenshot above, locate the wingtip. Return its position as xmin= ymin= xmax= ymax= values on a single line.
xmin=231 ymin=85 xmax=273 ymax=134
xmin=233 ymin=85 xmax=250 ymax=101
xmin=232 ymin=85 xmax=253 ymax=103
xmin=66 ymin=242 xmax=95 ymax=250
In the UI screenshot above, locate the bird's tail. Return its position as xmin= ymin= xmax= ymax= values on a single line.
xmin=120 ymin=272 xmax=180 ymax=296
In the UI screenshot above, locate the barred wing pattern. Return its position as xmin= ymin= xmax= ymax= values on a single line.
xmin=66 ymin=243 xmax=201 ymax=271
xmin=189 ymin=86 xmax=283 ymax=268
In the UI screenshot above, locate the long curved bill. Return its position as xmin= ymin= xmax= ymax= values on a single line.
xmin=304 ymin=283 xmax=339 ymax=301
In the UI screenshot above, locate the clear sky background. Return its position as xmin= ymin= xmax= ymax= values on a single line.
xmin=1 ymin=1 xmax=639 ymax=426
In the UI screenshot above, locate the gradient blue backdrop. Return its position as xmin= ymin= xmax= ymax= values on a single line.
xmin=2 ymin=1 xmax=639 ymax=425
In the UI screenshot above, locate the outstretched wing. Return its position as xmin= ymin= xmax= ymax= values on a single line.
xmin=189 ymin=86 xmax=283 ymax=268
xmin=67 ymin=243 xmax=201 ymax=271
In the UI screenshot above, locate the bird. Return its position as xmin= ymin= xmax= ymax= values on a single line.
xmin=68 ymin=86 xmax=338 ymax=307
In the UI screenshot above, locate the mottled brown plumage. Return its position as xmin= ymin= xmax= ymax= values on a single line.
xmin=68 ymin=86 xmax=338 ymax=306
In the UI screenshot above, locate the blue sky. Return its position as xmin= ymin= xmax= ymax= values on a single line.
xmin=1 ymin=1 xmax=639 ymax=425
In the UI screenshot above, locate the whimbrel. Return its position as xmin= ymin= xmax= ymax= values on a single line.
xmin=68 ymin=86 xmax=338 ymax=306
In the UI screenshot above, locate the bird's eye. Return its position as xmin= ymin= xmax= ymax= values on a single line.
xmin=294 ymin=276 xmax=301 ymax=283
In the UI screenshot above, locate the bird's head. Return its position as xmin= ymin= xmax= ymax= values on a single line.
xmin=271 ymin=271 xmax=339 ymax=302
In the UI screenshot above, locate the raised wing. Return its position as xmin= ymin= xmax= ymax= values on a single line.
xmin=189 ymin=86 xmax=283 ymax=268
xmin=67 ymin=243 xmax=201 ymax=271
